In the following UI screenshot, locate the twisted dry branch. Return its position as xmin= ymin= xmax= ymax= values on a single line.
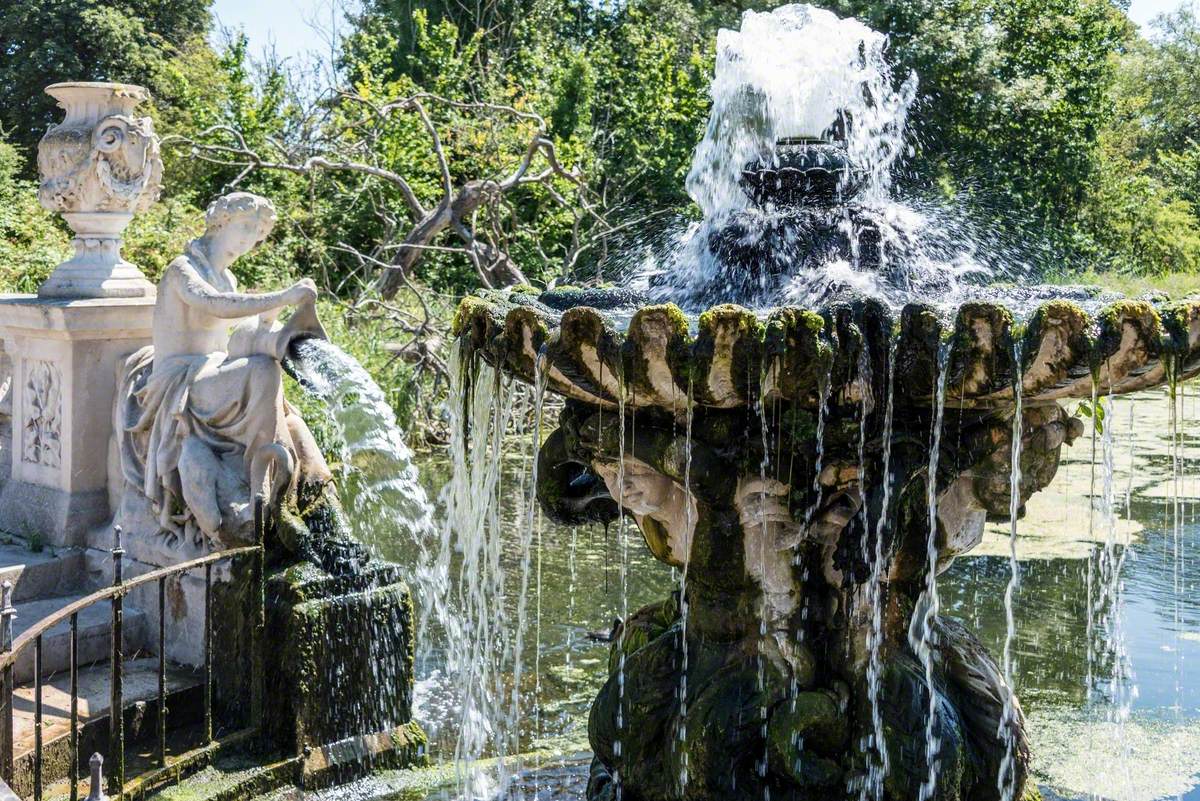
xmin=161 ymin=90 xmax=610 ymax=297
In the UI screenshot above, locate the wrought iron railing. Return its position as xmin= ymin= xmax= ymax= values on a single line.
xmin=0 ymin=498 xmax=268 ymax=801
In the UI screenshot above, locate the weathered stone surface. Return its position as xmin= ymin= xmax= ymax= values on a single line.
xmin=454 ymin=287 xmax=1200 ymax=414
xmin=0 ymin=295 xmax=154 ymax=547
xmin=263 ymin=483 xmax=425 ymax=781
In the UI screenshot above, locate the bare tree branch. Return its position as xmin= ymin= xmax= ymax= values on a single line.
xmin=162 ymin=89 xmax=617 ymax=298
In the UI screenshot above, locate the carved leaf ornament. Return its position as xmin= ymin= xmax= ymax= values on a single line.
xmin=22 ymin=360 xmax=62 ymax=468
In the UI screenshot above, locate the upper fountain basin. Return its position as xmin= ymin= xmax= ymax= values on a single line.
xmin=453 ymin=287 xmax=1200 ymax=413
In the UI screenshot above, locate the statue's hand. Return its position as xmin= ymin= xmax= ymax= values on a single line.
xmin=286 ymin=278 xmax=318 ymax=307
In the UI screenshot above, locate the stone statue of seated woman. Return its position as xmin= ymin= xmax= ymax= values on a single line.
xmin=114 ymin=192 xmax=330 ymax=551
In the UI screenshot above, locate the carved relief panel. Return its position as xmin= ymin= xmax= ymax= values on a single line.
xmin=22 ymin=359 xmax=62 ymax=468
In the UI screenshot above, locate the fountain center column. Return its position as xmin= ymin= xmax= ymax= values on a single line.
xmin=0 ymin=82 xmax=160 ymax=546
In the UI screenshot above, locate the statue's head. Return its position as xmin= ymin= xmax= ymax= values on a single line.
xmin=203 ymin=192 xmax=277 ymax=262
xmin=593 ymin=456 xmax=696 ymax=567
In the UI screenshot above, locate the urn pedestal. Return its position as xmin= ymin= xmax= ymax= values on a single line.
xmin=0 ymin=82 xmax=162 ymax=545
xmin=0 ymin=297 xmax=154 ymax=547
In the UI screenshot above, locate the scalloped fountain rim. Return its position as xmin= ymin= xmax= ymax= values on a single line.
xmin=452 ymin=287 xmax=1200 ymax=412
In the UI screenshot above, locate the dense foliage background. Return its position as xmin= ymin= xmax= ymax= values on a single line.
xmin=2 ymin=0 xmax=1198 ymax=428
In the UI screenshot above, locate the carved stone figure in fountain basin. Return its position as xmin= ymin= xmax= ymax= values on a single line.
xmin=454 ymin=286 xmax=1200 ymax=801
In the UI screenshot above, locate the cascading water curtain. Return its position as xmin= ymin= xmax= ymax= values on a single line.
xmin=437 ymin=340 xmax=527 ymax=796
xmin=514 ymin=354 xmax=548 ymax=790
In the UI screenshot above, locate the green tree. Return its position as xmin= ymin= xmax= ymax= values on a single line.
xmin=0 ymin=0 xmax=212 ymax=163
xmin=1077 ymin=3 xmax=1200 ymax=275
xmin=824 ymin=0 xmax=1131 ymax=231
xmin=0 ymin=140 xmax=69 ymax=293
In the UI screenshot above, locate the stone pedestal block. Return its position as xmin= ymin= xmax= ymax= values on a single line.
xmin=265 ymin=559 xmax=426 ymax=785
xmin=0 ymin=295 xmax=154 ymax=546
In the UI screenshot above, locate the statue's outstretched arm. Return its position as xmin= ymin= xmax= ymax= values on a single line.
xmin=177 ymin=262 xmax=315 ymax=319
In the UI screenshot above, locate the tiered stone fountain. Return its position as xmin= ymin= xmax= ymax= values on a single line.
xmin=451 ymin=7 xmax=1200 ymax=800
xmin=455 ymin=280 xmax=1200 ymax=800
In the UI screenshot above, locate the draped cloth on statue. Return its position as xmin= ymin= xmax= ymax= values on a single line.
xmin=117 ymin=343 xmax=293 ymax=540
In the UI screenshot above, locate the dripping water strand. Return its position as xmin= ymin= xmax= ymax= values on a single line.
xmin=511 ymin=354 xmax=547 ymax=764
xmin=804 ymin=369 xmax=833 ymax=530
xmin=677 ymin=381 xmax=695 ymax=794
xmin=861 ymin=339 xmax=894 ymax=801
xmin=791 ymin=365 xmax=831 ymax=781
xmin=911 ymin=339 xmax=951 ymax=801
xmin=614 ymin=373 xmax=628 ymax=801
xmin=1169 ymin=369 xmax=1182 ymax=738
xmin=850 ymin=336 xmax=874 ymax=797
xmin=1095 ymin=380 xmax=1135 ymax=793
xmin=1085 ymin=380 xmax=1100 ymax=699
xmin=756 ymin=377 xmax=772 ymax=796
xmin=997 ymin=340 xmax=1023 ymax=801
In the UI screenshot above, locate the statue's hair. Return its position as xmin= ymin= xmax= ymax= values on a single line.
xmin=204 ymin=192 xmax=277 ymax=243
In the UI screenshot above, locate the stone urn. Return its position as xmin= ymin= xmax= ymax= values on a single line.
xmin=36 ymin=82 xmax=163 ymax=300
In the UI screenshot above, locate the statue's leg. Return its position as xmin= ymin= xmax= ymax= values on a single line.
xmin=189 ymin=355 xmax=298 ymax=505
xmin=250 ymin=441 xmax=295 ymax=505
xmin=178 ymin=436 xmax=224 ymax=536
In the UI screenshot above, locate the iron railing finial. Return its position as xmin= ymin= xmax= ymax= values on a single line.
xmin=0 ymin=582 xmax=14 ymax=653
xmin=111 ymin=526 xmax=124 ymax=586
xmin=85 ymin=753 xmax=106 ymax=801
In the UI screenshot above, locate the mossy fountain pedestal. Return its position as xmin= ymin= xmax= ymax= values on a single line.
xmin=454 ymin=286 xmax=1200 ymax=801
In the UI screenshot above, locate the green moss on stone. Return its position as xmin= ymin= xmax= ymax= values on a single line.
xmin=501 ymin=306 xmax=549 ymax=381
xmin=450 ymin=296 xmax=490 ymax=337
xmin=949 ymin=302 xmax=1016 ymax=393
xmin=764 ymin=307 xmax=833 ymax=405
xmin=697 ymin=303 xmax=765 ymax=338
xmin=625 ymin=303 xmax=693 ymax=400
xmin=1157 ymin=300 xmax=1199 ymax=361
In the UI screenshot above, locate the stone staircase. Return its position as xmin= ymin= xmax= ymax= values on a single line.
xmin=1 ymin=539 xmax=151 ymax=681
xmin=9 ymin=595 xmax=149 ymax=685
xmin=0 ymin=537 xmax=180 ymax=796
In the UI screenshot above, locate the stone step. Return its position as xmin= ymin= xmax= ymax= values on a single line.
xmin=0 ymin=541 xmax=86 ymax=603
xmin=10 ymin=595 xmax=149 ymax=684
xmin=11 ymin=658 xmax=205 ymax=799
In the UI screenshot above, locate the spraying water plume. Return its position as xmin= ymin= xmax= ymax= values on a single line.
xmin=635 ymin=4 xmax=1060 ymax=314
